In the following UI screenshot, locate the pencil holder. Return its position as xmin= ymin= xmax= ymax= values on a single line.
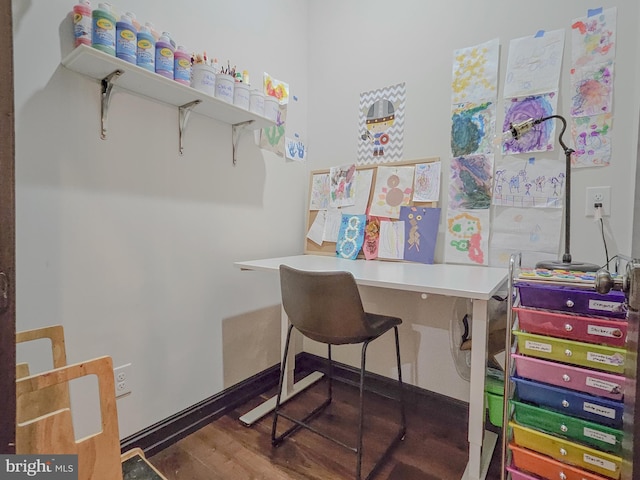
xmin=249 ymin=90 xmax=265 ymax=116
xmin=233 ymin=82 xmax=250 ymax=110
xmin=191 ymin=64 xmax=216 ymax=96
xmin=264 ymin=96 xmax=279 ymax=122
xmin=214 ymin=73 xmax=234 ymax=104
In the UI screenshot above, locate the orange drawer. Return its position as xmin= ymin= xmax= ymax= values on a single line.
xmin=511 ymin=422 xmax=622 ymax=479
xmin=510 ymin=443 xmax=610 ymax=480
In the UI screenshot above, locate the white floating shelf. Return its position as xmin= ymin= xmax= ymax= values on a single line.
xmin=61 ymin=45 xmax=275 ymax=161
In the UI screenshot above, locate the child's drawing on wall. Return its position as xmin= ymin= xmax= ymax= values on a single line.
xmin=444 ymin=210 xmax=489 ymax=265
xmin=449 ymin=154 xmax=493 ymax=210
xmin=369 ymin=165 xmax=414 ymax=219
xmin=329 ymin=164 xmax=357 ymax=208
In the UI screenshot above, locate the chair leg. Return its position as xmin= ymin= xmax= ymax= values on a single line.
xmin=272 ymin=326 xmax=333 ymax=446
xmin=273 ymin=329 xmax=405 ymax=480
xmin=271 ymin=323 xmax=294 ymax=446
xmin=394 ymin=326 xmax=407 ymax=433
xmin=359 ymin=327 xmax=407 ymax=480
xmin=327 ymin=344 xmax=333 ymax=403
xmin=356 ymin=339 xmax=371 ymax=480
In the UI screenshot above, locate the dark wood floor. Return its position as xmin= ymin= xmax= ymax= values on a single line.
xmin=150 ymin=377 xmax=504 ymax=479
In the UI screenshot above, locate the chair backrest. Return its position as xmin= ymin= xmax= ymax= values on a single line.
xmin=16 ymin=356 xmax=124 ymax=480
xmin=279 ymin=265 xmax=373 ymax=344
xmin=16 ymin=325 xmax=71 ymax=423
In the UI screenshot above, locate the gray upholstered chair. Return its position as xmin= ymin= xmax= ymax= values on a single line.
xmin=272 ymin=265 xmax=406 ymax=480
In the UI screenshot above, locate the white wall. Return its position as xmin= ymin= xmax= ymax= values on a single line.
xmin=304 ymin=0 xmax=639 ymax=399
xmin=13 ymin=0 xmax=309 ymax=438
xmin=13 ymin=0 xmax=640 ymax=439
xmin=633 ymin=3 xmax=640 ymax=259
xmin=307 ymin=0 xmax=639 ymax=265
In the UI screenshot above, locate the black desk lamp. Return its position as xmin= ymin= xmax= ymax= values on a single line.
xmin=505 ymin=115 xmax=600 ymax=272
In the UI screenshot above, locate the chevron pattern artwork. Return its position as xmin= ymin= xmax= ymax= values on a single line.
xmin=357 ymin=82 xmax=406 ymax=165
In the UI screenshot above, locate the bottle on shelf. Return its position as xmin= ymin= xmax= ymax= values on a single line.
xmin=164 ymin=31 xmax=176 ymax=49
xmin=155 ymin=32 xmax=175 ymax=79
xmin=124 ymin=11 xmax=140 ymax=31
xmin=136 ymin=23 xmax=155 ymax=72
xmin=91 ymin=2 xmax=116 ymax=56
xmin=173 ymin=46 xmax=192 ymax=86
xmin=144 ymin=21 xmax=160 ymax=41
xmin=115 ymin=13 xmax=137 ymax=64
xmin=72 ymin=0 xmax=92 ymax=47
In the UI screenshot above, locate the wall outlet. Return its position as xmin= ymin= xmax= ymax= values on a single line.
xmin=585 ymin=186 xmax=611 ymax=216
xmin=113 ymin=363 xmax=132 ymax=397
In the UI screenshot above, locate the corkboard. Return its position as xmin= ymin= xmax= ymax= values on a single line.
xmin=304 ymin=157 xmax=440 ymax=257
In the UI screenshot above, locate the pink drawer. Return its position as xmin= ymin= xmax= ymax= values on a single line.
xmin=505 ymin=466 xmax=538 ymax=480
xmin=515 ymin=306 xmax=627 ymax=347
xmin=512 ymin=354 xmax=625 ymax=400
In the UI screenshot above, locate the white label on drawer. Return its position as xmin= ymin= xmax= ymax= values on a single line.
xmin=587 ymin=351 xmax=625 ymax=367
xmin=524 ymin=340 xmax=552 ymax=353
xmin=587 ymin=324 xmax=624 ymax=339
xmin=583 ymin=453 xmax=617 ymax=472
xmin=583 ymin=427 xmax=617 ymax=445
xmin=585 ymin=376 xmax=622 ymax=394
xmin=588 ymin=299 xmax=623 ymax=313
xmin=583 ymin=401 xmax=616 ymax=419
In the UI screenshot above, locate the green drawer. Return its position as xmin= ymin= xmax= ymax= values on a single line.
xmin=514 ymin=331 xmax=626 ymax=374
xmin=512 ymin=400 xmax=623 ymax=455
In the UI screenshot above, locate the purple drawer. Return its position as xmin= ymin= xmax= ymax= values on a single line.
xmin=517 ymin=283 xmax=627 ymax=319
xmin=512 ymin=353 xmax=625 ymax=400
xmin=515 ymin=306 xmax=627 ymax=347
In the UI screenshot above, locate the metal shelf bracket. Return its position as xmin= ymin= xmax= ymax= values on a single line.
xmin=178 ymin=100 xmax=202 ymax=155
xmin=232 ymin=120 xmax=255 ymax=166
xmin=100 ymin=70 xmax=124 ymax=140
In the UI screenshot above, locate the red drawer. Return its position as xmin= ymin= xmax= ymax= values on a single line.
xmin=512 ymin=354 xmax=625 ymax=401
xmin=515 ymin=306 xmax=627 ymax=347
xmin=510 ymin=444 xmax=611 ymax=480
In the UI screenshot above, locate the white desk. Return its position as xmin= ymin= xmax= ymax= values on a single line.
xmin=234 ymin=254 xmax=508 ymax=480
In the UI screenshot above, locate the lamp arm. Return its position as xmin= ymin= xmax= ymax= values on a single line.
xmin=530 ymin=114 xmax=600 ymax=271
xmin=536 ymin=114 xmax=572 ymax=263
xmin=536 ymin=115 xmax=573 ymax=155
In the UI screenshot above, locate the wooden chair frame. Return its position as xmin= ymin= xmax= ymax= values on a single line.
xmin=15 ymin=325 xmax=167 ymax=480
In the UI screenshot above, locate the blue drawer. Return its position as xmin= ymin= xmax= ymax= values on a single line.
xmin=517 ymin=283 xmax=627 ymax=319
xmin=512 ymin=376 xmax=623 ymax=428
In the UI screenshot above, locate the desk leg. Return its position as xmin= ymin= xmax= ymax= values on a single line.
xmin=461 ymin=298 xmax=497 ymax=480
xmin=239 ymin=306 xmax=324 ymax=426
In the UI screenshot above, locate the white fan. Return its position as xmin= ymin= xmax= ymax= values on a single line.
xmin=449 ymin=293 xmax=510 ymax=380
xmin=449 ymin=298 xmax=472 ymax=381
